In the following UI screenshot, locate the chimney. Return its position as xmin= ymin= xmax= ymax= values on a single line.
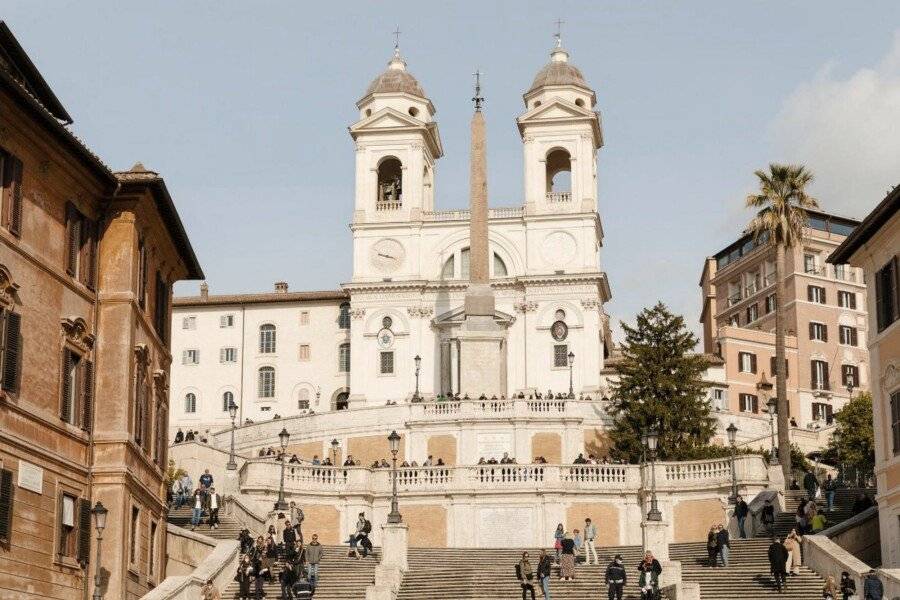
xmin=200 ymin=281 xmax=209 ymax=300
xmin=274 ymin=281 xmax=289 ymax=294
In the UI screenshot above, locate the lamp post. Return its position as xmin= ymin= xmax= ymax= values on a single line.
xmin=727 ymin=422 xmax=738 ymax=504
xmin=567 ymin=351 xmax=575 ymax=399
xmin=226 ymin=399 xmax=239 ymax=470
xmin=766 ymin=397 xmax=778 ymax=465
xmin=275 ymin=427 xmax=290 ymax=511
xmin=387 ymin=430 xmax=402 ymax=524
xmin=90 ymin=501 xmax=108 ymax=600
xmin=833 ymin=428 xmax=843 ymax=484
xmin=330 ymin=438 xmax=339 ymax=465
xmin=643 ymin=428 xmax=661 ymax=521
xmin=413 ymin=355 xmax=422 ymax=401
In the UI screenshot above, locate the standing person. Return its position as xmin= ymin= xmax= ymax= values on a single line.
xmin=839 ymin=571 xmax=856 ymax=600
xmin=190 ymin=489 xmax=204 ymax=531
xmin=354 ymin=512 xmax=372 ymax=557
xmin=290 ymin=501 xmax=305 ymax=544
xmin=784 ymin=530 xmax=803 ymax=575
xmin=604 ymin=554 xmax=627 ymax=600
xmin=706 ymin=526 xmax=719 ymax=567
xmin=823 ymin=575 xmax=839 ymax=599
xmin=734 ymin=495 xmax=749 ymax=538
xmin=804 ymin=469 xmax=819 ymax=501
xmin=863 ymin=569 xmax=884 ymax=600
xmin=174 ymin=428 xmax=185 ymax=443
xmin=236 ymin=555 xmax=254 ymax=600
xmin=206 ymin=486 xmax=221 ymax=529
xmin=180 ymin=472 xmax=193 ymax=506
xmin=279 ymin=562 xmax=297 ymax=600
xmin=172 ymin=477 xmax=184 ymax=509
xmin=305 ymin=534 xmax=323 ymax=592
xmin=559 ymin=531 xmax=576 ymax=581
xmin=201 ymin=578 xmax=221 ymax=600
xmin=715 ymin=524 xmax=730 ymax=567
xmin=583 ymin=518 xmax=598 ymax=565
xmin=768 ymin=537 xmax=789 ymax=593
xmin=199 ymin=468 xmax=213 ymax=490
xmin=823 ymin=474 xmax=837 ymax=512
xmin=761 ymin=499 xmax=776 ymax=536
xmin=283 ymin=520 xmax=297 ymax=560
xmin=536 ymin=549 xmax=553 ymax=600
xmin=553 ymin=524 xmax=564 ymax=564
xmin=637 ymin=552 xmax=662 ymax=600
xmin=572 ymin=529 xmax=583 ymax=563
xmin=516 ymin=551 xmax=536 ymax=600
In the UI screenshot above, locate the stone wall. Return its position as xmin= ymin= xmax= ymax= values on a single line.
xmin=672 ymin=498 xmax=727 ymax=543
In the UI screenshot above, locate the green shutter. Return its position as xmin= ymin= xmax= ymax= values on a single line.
xmin=60 ymin=349 xmax=73 ymax=422
xmin=81 ymin=360 xmax=94 ymax=433
xmin=77 ymin=498 xmax=91 ymax=564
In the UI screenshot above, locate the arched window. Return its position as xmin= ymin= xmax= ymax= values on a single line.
xmin=338 ymin=303 xmax=351 ymax=329
xmin=493 ymin=253 xmax=508 ymax=277
xmin=546 ymin=149 xmax=572 ymax=201
xmin=376 ymin=157 xmax=403 ymax=209
xmin=222 ymin=391 xmax=234 ymax=412
xmin=184 ymin=393 xmax=196 ymax=413
xmin=335 ymin=391 xmax=350 ymax=411
xmin=259 ymin=324 xmax=276 ymax=353
xmin=443 ymin=248 xmax=508 ymax=279
xmin=338 ymin=343 xmax=351 ymax=373
xmin=441 ymin=254 xmax=455 ymax=279
xmin=258 ymin=367 xmax=275 ymax=398
xmin=297 ymin=389 xmax=310 ymax=410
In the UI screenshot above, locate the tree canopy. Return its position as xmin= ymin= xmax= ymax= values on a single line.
xmin=825 ymin=391 xmax=875 ymax=481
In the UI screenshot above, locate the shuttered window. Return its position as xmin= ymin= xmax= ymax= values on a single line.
xmin=809 ymin=322 xmax=827 ymax=341
xmin=77 ymin=498 xmax=91 ymax=564
xmin=770 ymin=356 xmax=789 ymax=378
xmin=57 ymin=493 xmax=77 ymax=559
xmin=0 ymin=468 xmax=13 ymax=545
xmin=841 ymin=364 xmax=859 ymax=389
xmin=64 ymin=204 xmax=96 ymax=289
xmin=738 ymin=352 xmax=757 ymax=374
xmin=891 ymin=391 xmax=900 ymax=455
xmin=153 ymin=272 xmax=169 ymax=344
xmin=875 ymin=257 xmax=899 ymax=332
xmin=739 ymin=393 xmax=759 ymax=413
xmin=81 ymin=360 xmax=93 ymax=433
xmin=839 ymin=325 xmax=858 ymax=346
xmin=0 ymin=309 xmax=21 ymax=394
xmin=60 ymin=349 xmax=79 ymax=424
xmin=137 ymin=239 xmax=147 ymax=309
xmin=1 ymin=150 xmax=23 ymax=237
xmin=807 ymin=285 xmax=826 ymax=304
xmin=838 ymin=291 xmax=857 ymax=309
xmin=812 ymin=402 xmax=834 ymax=424
xmin=811 ymin=360 xmax=830 ymax=390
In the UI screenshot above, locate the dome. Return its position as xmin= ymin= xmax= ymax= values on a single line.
xmin=363 ymin=49 xmax=427 ymax=99
xmin=526 ymin=45 xmax=591 ymax=95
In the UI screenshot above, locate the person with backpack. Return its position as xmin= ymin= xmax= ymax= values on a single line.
xmin=516 ymin=551 xmax=536 ymax=600
xmin=354 ymin=512 xmax=372 ymax=557
xmin=863 ymin=569 xmax=884 ymax=600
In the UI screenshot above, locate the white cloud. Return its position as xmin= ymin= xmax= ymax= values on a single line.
xmin=770 ymin=32 xmax=900 ymax=218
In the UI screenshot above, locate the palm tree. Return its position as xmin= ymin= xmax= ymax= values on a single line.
xmin=745 ymin=164 xmax=818 ymax=484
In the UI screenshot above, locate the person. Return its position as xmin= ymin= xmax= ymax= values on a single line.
xmin=553 ymin=523 xmax=564 ymax=563
xmin=559 ymin=531 xmax=576 ymax=580
xmin=804 ymin=469 xmax=819 ymax=501
xmin=789 ymin=477 xmax=800 ymax=490
xmin=536 ymin=549 xmax=552 ymax=600
xmin=761 ymin=499 xmax=776 ymax=536
xmin=180 ymin=472 xmax=193 ymax=507
xmin=605 ymin=553 xmax=627 ymax=600
xmin=199 ymin=468 xmax=213 ymax=490
xmin=796 ymin=499 xmax=809 ymax=534
xmin=311 ymin=455 xmax=321 ymax=465
xmin=706 ymin=525 xmax=719 ymax=567
xmin=290 ymin=502 xmax=305 ymax=544
xmin=283 ymin=519 xmax=297 ymax=558
xmin=174 ymin=428 xmax=184 ymax=444
xmin=583 ymin=517 xmax=598 ymax=565
xmin=206 ymin=486 xmax=221 ymax=529
xmin=863 ymin=569 xmax=883 ymax=600
xmin=715 ymin=524 xmax=730 ymax=567
xmin=823 ymin=574 xmax=839 ymax=599
xmin=306 ymin=533 xmax=323 ymax=591
xmin=190 ymin=489 xmax=204 ymax=531
xmin=185 ymin=429 xmax=195 ymax=441
xmin=784 ymin=530 xmax=803 ymax=575
xmin=239 ymin=529 xmax=254 ymax=555
xmin=852 ymin=493 xmax=874 ymax=516
xmin=236 ymin=555 xmax=254 ymax=600
xmin=768 ymin=536 xmax=788 ymax=592
xmin=516 ymin=551 xmax=536 ymax=600
xmin=823 ymin=473 xmax=837 ymax=512
xmin=279 ymin=562 xmax=297 ymax=600
xmin=291 ymin=572 xmax=315 ymax=600
xmin=811 ymin=511 xmax=828 ymax=533
xmin=734 ymin=495 xmax=749 ymax=538
xmin=840 ymin=571 xmax=857 ymax=600
xmin=572 ymin=529 xmax=583 ymax=563
xmin=354 ymin=512 xmax=372 ymax=557
xmin=201 ymin=578 xmax=221 ymax=600
xmin=637 ymin=551 xmax=662 ymax=600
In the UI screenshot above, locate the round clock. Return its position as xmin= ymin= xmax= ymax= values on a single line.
xmin=370 ymin=239 xmax=406 ymax=273
xmin=551 ymin=320 xmax=568 ymax=341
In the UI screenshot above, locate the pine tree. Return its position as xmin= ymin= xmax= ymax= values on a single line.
xmin=608 ymin=302 xmax=716 ymax=462
xmin=826 ymin=391 xmax=875 ymax=483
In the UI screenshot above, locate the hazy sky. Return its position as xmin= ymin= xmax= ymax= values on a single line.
xmin=5 ymin=2 xmax=900 ymax=340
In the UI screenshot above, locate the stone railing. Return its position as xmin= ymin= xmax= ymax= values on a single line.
xmin=241 ymin=456 xmax=765 ymax=497
xmin=142 ymin=525 xmax=239 ymax=600
xmin=422 ymin=206 xmax=524 ymax=221
xmin=375 ymin=201 xmax=402 ymax=211
xmin=225 ymin=493 xmax=269 ymax=534
xmin=546 ymin=191 xmax=571 ymax=203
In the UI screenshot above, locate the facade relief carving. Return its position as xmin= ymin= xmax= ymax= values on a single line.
xmin=0 ymin=264 xmax=20 ymax=308
xmin=513 ymin=300 xmax=539 ymax=313
xmin=60 ymin=317 xmax=95 ymax=353
xmin=349 ymin=307 xmax=367 ymax=320
xmin=407 ymin=305 xmax=434 ymax=318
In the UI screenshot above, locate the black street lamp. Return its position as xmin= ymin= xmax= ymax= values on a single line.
xmin=727 ymin=422 xmax=738 ymax=504
xmin=91 ymin=501 xmax=108 ymax=600
xmin=413 ymin=355 xmax=422 ymax=401
xmin=330 ymin=438 xmax=339 ymax=465
xmin=275 ymin=427 xmax=290 ymax=511
xmin=766 ymin=397 xmax=778 ymax=465
xmin=567 ymin=351 xmax=575 ymax=399
xmin=644 ymin=428 xmax=662 ymax=522
xmin=833 ymin=428 xmax=843 ymax=484
xmin=387 ymin=430 xmax=402 ymax=524
xmin=227 ymin=399 xmax=239 ymax=470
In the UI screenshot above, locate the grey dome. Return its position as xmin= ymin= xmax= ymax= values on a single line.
xmin=526 ymin=47 xmax=592 ymax=95
xmin=363 ymin=51 xmax=427 ymax=99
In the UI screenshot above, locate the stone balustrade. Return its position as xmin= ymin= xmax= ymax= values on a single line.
xmin=422 ymin=206 xmax=524 ymax=221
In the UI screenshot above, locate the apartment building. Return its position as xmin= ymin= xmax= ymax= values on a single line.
xmin=0 ymin=22 xmax=202 ymax=599
xmin=699 ymin=209 xmax=867 ymax=435
xmin=829 ymin=185 xmax=900 ymax=568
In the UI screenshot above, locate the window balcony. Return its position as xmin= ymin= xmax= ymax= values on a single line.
xmin=375 ymin=201 xmax=402 ymax=211
xmin=727 ymin=293 xmax=742 ymax=306
xmin=546 ymin=191 xmax=571 ymax=203
xmin=744 ymin=283 xmax=759 ymax=296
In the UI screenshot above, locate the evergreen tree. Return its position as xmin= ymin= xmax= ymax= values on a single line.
xmin=608 ymin=303 xmax=716 ymax=462
xmin=826 ymin=392 xmax=875 ymax=482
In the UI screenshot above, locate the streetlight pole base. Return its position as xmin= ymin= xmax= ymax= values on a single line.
xmin=646 ymin=509 xmax=662 ymax=522
xmin=274 ymin=501 xmax=288 ymax=512
xmin=387 ymin=512 xmax=403 ymax=524
xmin=226 ymin=461 xmax=237 ymax=471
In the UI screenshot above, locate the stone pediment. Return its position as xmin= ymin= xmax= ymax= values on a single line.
xmin=518 ymin=98 xmax=595 ymax=123
xmin=350 ymin=107 xmax=444 ymax=158
xmin=432 ymin=306 xmax=516 ymax=328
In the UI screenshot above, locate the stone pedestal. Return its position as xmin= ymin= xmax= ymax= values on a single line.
xmin=641 ymin=519 xmax=670 ymax=562
xmin=458 ymin=315 xmax=507 ymax=398
xmin=365 ymin=523 xmax=409 ymax=600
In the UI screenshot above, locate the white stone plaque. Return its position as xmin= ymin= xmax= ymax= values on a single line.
xmin=17 ymin=460 xmax=43 ymax=494
xmin=478 ymin=506 xmax=533 ymax=547
xmin=476 ymin=432 xmax=513 ymax=462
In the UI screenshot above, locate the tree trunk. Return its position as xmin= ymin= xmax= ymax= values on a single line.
xmin=775 ymin=243 xmax=791 ymax=485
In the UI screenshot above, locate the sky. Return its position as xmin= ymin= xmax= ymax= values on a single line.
xmin=5 ymin=1 xmax=900 ymax=342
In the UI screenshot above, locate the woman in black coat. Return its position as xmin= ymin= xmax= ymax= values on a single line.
xmin=706 ymin=526 xmax=718 ymax=567
xmin=235 ymin=555 xmax=254 ymax=600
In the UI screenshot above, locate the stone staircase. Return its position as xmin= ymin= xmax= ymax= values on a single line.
xmin=670 ymin=487 xmax=873 ymax=599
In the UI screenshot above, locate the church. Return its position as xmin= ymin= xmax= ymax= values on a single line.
xmin=171 ymin=38 xmax=614 ymax=431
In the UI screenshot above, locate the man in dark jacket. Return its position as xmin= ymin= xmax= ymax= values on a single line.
xmin=279 ymin=563 xmax=297 ymax=600
xmin=803 ymin=470 xmax=818 ymax=500
xmin=853 ymin=493 xmax=874 ymax=516
xmin=536 ymin=549 xmax=552 ymax=600
xmin=863 ymin=569 xmax=884 ymax=599
xmin=767 ymin=537 xmax=789 ymax=592
xmin=734 ymin=495 xmax=749 ymax=538
xmin=174 ymin=429 xmax=184 ymax=443
xmin=283 ymin=520 xmax=297 ymax=559
xmin=761 ymin=499 xmax=775 ymax=535
xmin=715 ymin=524 xmax=730 ymax=567
xmin=605 ymin=554 xmax=627 ymax=600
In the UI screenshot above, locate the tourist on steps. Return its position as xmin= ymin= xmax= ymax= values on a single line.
xmin=823 ymin=474 xmax=837 ymax=512
xmin=839 ymin=571 xmax=856 ymax=599
xmin=637 ymin=551 xmax=662 ymax=600
xmin=761 ymin=499 xmax=776 ymax=536
xmin=190 ymin=489 xmax=204 ymax=531
xmin=583 ymin=517 xmax=598 ymax=565
xmin=604 ymin=553 xmax=627 ymax=600
xmin=305 ymin=534 xmax=323 ymax=591
xmin=767 ymin=536 xmax=788 ymax=593
xmin=553 ymin=523 xmax=564 ymax=563
xmin=706 ymin=526 xmax=718 ymax=567
xmin=236 ymin=555 xmax=254 ymax=600
xmin=823 ymin=574 xmax=839 ymax=599
xmin=572 ymin=529 xmax=583 ymax=563
xmin=783 ymin=530 xmax=803 ymax=575
xmin=804 ymin=469 xmax=819 ymax=501
xmin=559 ymin=531 xmax=576 ymax=580
xmin=715 ymin=524 xmax=730 ymax=567
xmin=734 ymin=495 xmax=749 ymax=538
xmin=536 ymin=549 xmax=553 ymax=599
xmin=516 ymin=551 xmax=537 ymax=600
xmin=279 ymin=561 xmax=298 ymax=600
xmin=201 ymin=578 xmax=221 ymax=600
xmin=864 ymin=569 xmax=884 ymax=600
xmin=353 ymin=512 xmax=373 ymax=558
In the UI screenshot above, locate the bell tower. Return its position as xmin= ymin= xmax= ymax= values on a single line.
xmin=350 ymin=45 xmax=443 ymax=223
xmin=517 ymin=37 xmax=603 ymax=215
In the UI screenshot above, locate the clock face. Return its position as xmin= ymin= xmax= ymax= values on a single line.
xmin=551 ymin=320 xmax=568 ymax=341
xmin=370 ymin=239 xmax=405 ymax=273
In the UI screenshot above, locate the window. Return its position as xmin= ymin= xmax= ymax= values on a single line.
xmin=298 ymin=344 xmax=310 ymax=361
xmin=181 ymin=316 xmax=196 ymax=330
xmin=746 ymin=303 xmax=759 ymax=323
xmin=765 ymin=293 xmax=776 ymax=314
xmin=297 ymin=389 xmax=310 ymax=410
xmin=220 ymin=314 xmax=234 ymax=328
xmin=259 ymin=324 xmax=276 ymax=353
xmin=811 ymin=360 xmax=830 ymax=390
xmin=770 ymin=356 xmax=789 ymax=378
xmin=137 ymin=239 xmax=147 ymax=310
xmin=149 ymin=520 xmax=158 ymax=577
xmin=184 ymin=393 xmax=196 ymax=413
xmin=1 ymin=148 xmax=23 ymax=237
xmin=260 ymin=406 xmax=271 ymax=412
xmin=0 ymin=468 xmax=13 ymax=545
xmin=58 ymin=493 xmax=77 ymax=559
xmin=739 ymin=393 xmax=758 ymax=413
xmin=182 ymin=349 xmax=199 ymax=365
xmin=744 ymin=271 xmax=760 ymax=296
xmin=493 ymin=253 xmax=508 ymax=277
xmin=339 ymin=303 xmax=351 ymax=329
xmin=841 ymin=365 xmax=859 ymax=389
xmin=809 ymin=322 xmax=827 ymax=342
xmin=222 ymin=391 xmax=234 ymax=412
xmin=382 ymin=316 xmax=393 ymax=329
xmin=258 ymin=367 xmax=275 ymax=398
xmin=812 ymin=402 xmax=834 ymax=424
xmin=65 ymin=204 xmax=96 ymax=289
xmin=0 ymin=308 xmax=22 ymax=394
xmin=441 ymin=255 xmax=455 ymax=279
xmin=738 ymin=352 xmax=757 ymax=374
xmin=154 ymin=272 xmax=169 ymax=344
xmin=338 ymin=343 xmax=351 ymax=372
xmin=729 ymin=314 xmax=740 ymax=327
xmin=553 ymin=344 xmax=569 ymax=368
xmin=60 ymin=348 xmax=93 ymax=430
xmin=129 ymin=505 xmax=139 ymax=565
xmin=711 ymin=388 xmax=726 ymax=411
xmin=555 ymin=309 xmax=566 ymax=321
xmin=807 ymin=285 xmax=826 ymax=304
xmin=804 ymin=253 xmax=818 ymax=274
xmin=133 ymin=365 xmax=149 ymax=450
xmin=838 ymin=291 xmax=857 ymax=309
xmin=56 ymin=493 xmax=89 ymax=565
xmin=839 ymin=325 xmax=858 ymax=346
xmin=380 ymin=351 xmax=394 ymax=375
xmin=335 ymin=391 xmax=349 ymax=411
xmin=220 ymin=347 xmax=237 ymax=363
xmin=875 ymin=257 xmax=899 ymax=332
xmin=891 ymin=391 xmax=900 ymax=455
xmin=299 ymin=311 xmax=309 ymax=326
